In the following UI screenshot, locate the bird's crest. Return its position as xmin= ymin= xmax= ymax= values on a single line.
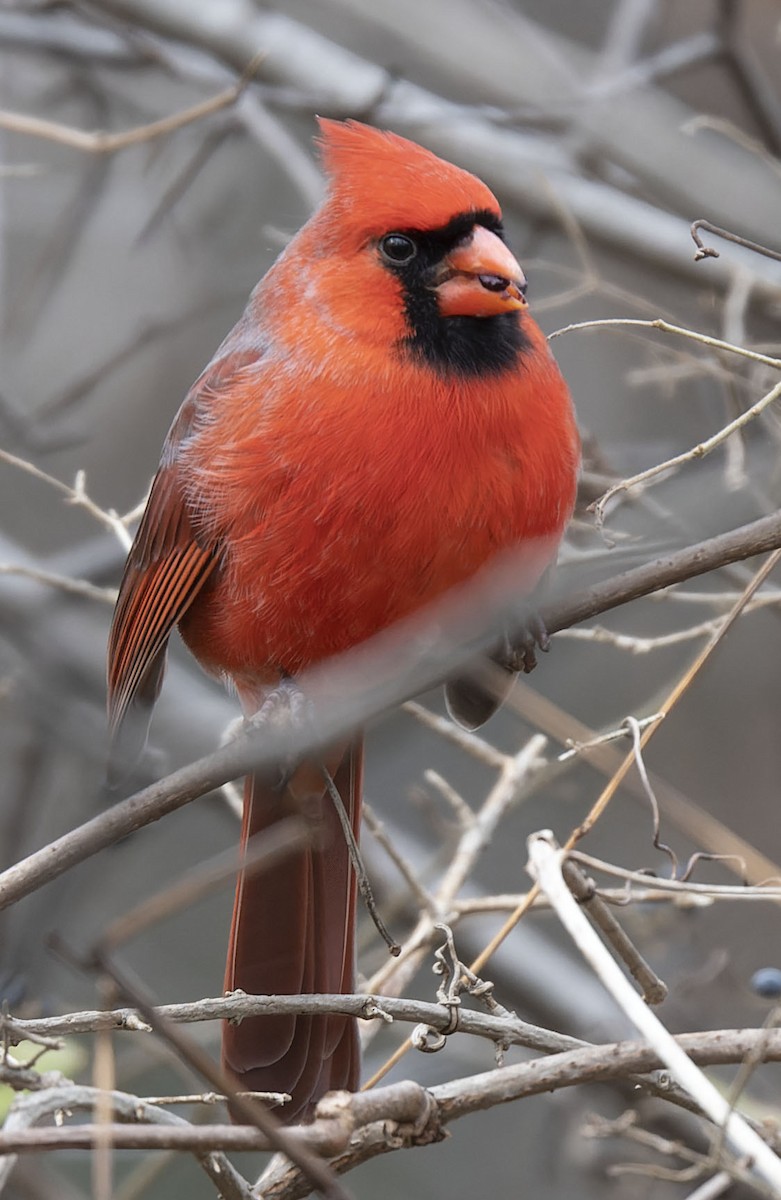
xmin=317 ymin=118 xmax=501 ymax=236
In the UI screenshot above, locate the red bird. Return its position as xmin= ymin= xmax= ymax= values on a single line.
xmin=107 ymin=120 xmax=579 ymax=1122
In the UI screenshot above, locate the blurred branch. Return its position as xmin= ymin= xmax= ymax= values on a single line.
xmin=82 ymin=0 xmax=781 ymax=299
xmin=684 ymin=116 xmax=781 ymax=183
xmin=0 ymin=564 xmax=114 ymax=604
xmin=0 ymin=59 xmax=260 ymax=153
xmin=584 ymin=1114 xmax=754 ymax=1196
xmin=0 ymin=10 xmax=143 ymax=64
xmin=716 ymin=0 xmax=781 ymax=156
xmin=37 ymin=303 xmax=228 ymax=429
xmin=3 ymin=509 xmax=781 ymax=915
xmin=98 ymin=817 xmax=309 ymax=951
xmin=0 ymin=450 xmax=140 ymax=550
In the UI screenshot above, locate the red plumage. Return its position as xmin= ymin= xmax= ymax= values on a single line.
xmin=108 ymin=119 xmax=579 ymax=1122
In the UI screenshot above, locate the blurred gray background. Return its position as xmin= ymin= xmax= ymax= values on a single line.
xmin=2 ymin=1 xmax=781 ymax=1196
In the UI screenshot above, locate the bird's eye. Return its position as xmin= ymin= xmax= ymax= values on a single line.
xmin=379 ymin=234 xmax=417 ymax=264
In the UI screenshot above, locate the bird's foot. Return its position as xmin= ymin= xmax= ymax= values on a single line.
xmin=244 ymin=676 xmax=314 ymax=791
xmin=246 ymin=675 xmax=312 ymax=727
xmin=495 ymin=610 xmax=550 ymax=675
xmin=445 ymin=610 xmax=550 ymax=729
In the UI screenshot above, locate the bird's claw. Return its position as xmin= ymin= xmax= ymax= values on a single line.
xmin=245 ymin=677 xmax=313 ymax=790
xmin=496 ymin=611 xmax=550 ymax=675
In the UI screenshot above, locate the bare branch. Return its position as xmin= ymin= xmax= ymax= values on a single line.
xmin=7 ymin=1028 xmax=781 ymax=1186
xmin=560 ymin=857 xmax=668 ymax=1005
xmin=0 ymin=451 xmax=135 ymax=549
xmin=691 ymin=219 xmax=781 ymax=264
xmin=570 ymin=853 xmax=781 ymax=902
xmin=3 ymin=511 xmax=781 ymax=916
xmin=550 ymin=316 xmax=781 ymax=369
xmin=0 ymin=1085 xmax=251 ymax=1199
xmin=0 ymin=57 xmax=264 ymax=153
xmin=593 ymin=378 xmax=781 ymax=527
xmin=0 ymin=564 xmax=115 ymax=604
xmin=527 ymin=833 xmax=781 ymax=1194
xmin=7 ymin=991 xmax=579 ymax=1058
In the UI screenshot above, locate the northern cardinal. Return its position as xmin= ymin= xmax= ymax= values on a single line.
xmin=107 ymin=120 xmax=579 ymax=1122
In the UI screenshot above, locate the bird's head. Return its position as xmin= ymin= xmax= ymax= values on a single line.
xmin=287 ymin=120 xmax=531 ymax=376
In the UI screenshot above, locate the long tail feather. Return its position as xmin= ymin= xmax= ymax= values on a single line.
xmin=221 ymin=742 xmax=362 ymax=1123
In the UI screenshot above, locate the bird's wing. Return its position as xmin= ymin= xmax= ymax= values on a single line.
xmin=107 ymin=347 xmax=267 ymax=766
xmin=107 ymin=471 xmax=217 ymax=743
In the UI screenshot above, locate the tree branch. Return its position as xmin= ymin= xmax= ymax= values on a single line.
xmin=5 ymin=1028 xmax=781 ymax=1167
xmin=5 ymin=991 xmax=582 ymax=1058
xmin=1 ymin=509 xmax=780 ymax=915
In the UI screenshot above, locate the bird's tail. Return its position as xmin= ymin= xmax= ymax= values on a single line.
xmin=221 ymin=741 xmax=362 ymax=1123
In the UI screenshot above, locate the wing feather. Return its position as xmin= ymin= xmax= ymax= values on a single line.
xmin=107 ymin=347 xmax=262 ymax=768
xmin=107 ymin=399 xmax=219 ymax=764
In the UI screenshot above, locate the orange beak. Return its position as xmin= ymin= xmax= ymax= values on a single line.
xmin=434 ymin=225 xmax=527 ymax=318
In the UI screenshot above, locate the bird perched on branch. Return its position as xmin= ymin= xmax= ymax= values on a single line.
xmin=107 ymin=119 xmax=579 ymax=1122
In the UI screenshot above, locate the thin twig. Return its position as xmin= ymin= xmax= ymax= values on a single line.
xmin=558 ymin=713 xmax=663 ymax=761
xmin=322 ymin=766 xmax=400 ymax=956
xmin=691 ymin=219 xmax=781 ymax=264
xmin=0 ymin=54 xmax=265 ymax=154
xmin=569 ymin=852 xmax=781 ymax=900
xmin=623 ymin=715 xmax=677 ymax=875
xmin=591 ymin=377 xmax=781 ymax=527
xmin=0 ymin=450 xmax=133 ymax=549
xmin=0 ymin=564 xmax=115 ymax=604
xmin=550 ymin=316 xmax=781 ymax=369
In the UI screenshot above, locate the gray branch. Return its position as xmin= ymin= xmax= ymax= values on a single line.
xmin=2 ymin=508 xmax=781 ymax=916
